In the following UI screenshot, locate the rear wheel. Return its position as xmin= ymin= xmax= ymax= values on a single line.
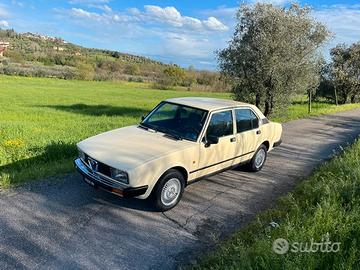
xmin=248 ymin=144 xmax=267 ymax=172
xmin=152 ymin=169 xmax=185 ymax=211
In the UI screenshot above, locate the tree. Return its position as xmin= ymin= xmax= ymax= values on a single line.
xmin=124 ymin=64 xmax=140 ymax=75
xmin=163 ymin=66 xmax=186 ymax=85
xmin=330 ymin=43 xmax=360 ymax=104
xmin=316 ymin=63 xmax=337 ymax=104
xmin=218 ymin=3 xmax=330 ymax=116
xmin=76 ymin=63 xmax=94 ymax=80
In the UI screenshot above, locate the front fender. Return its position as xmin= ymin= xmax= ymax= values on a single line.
xmin=128 ymin=145 xmax=198 ymax=199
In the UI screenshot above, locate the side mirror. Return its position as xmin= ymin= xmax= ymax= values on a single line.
xmin=141 ymin=115 xmax=145 ymax=121
xmin=204 ymin=135 xmax=219 ymax=147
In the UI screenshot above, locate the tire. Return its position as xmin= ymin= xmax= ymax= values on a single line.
xmin=152 ymin=169 xmax=185 ymax=211
xmin=248 ymin=144 xmax=268 ymax=172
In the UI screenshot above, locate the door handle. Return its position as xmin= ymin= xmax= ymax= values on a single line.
xmin=230 ymin=137 xmax=236 ymax=142
xmin=256 ymin=130 xmax=261 ymax=135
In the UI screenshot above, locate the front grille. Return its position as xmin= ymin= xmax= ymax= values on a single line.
xmin=84 ymin=154 xmax=111 ymax=177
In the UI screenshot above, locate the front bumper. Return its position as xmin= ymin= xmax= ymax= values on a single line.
xmin=74 ymin=158 xmax=148 ymax=198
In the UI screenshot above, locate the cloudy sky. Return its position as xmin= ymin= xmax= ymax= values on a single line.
xmin=0 ymin=0 xmax=359 ymax=69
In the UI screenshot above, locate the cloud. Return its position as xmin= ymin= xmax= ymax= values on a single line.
xmin=66 ymin=7 xmax=131 ymax=23
xmin=0 ymin=20 xmax=9 ymax=28
xmin=313 ymin=4 xmax=360 ymax=45
xmin=140 ymin=5 xmax=228 ymax=32
xmin=201 ymin=6 xmax=238 ymax=19
xmin=250 ymin=0 xmax=289 ymax=5
xmin=144 ymin=5 xmax=183 ymax=27
xmin=203 ymin=16 xmax=229 ymax=31
xmin=70 ymin=8 xmax=103 ymax=21
xmin=11 ymin=1 xmax=24 ymax=8
xmin=61 ymin=5 xmax=228 ymax=33
xmin=93 ymin=4 xmax=112 ymax=13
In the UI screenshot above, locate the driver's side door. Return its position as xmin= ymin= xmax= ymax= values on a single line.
xmin=195 ymin=110 xmax=237 ymax=178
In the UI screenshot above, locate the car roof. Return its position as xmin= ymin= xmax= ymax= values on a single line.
xmin=165 ymin=97 xmax=251 ymax=111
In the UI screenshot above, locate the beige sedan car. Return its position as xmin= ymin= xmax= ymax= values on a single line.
xmin=75 ymin=97 xmax=282 ymax=211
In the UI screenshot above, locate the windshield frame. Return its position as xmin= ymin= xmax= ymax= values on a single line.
xmin=140 ymin=101 xmax=209 ymax=142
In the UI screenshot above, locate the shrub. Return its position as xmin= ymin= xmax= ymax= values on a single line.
xmin=76 ymin=63 xmax=94 ymax=80
xmin=163 ymin=66 xmax=186 ymax=85
xmin=124 ymin=64 xmax=140 ymax=75
xmin=4 ymin=50 xmax=25 ymax=63
xmin=0 ymin=62 xmax=77 ymax=79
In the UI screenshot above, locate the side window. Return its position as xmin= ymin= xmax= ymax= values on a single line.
xmin=206 ymin=111 xmax=233 ymax=138
xmin=235 ymin=109 xmax=259 ymax=133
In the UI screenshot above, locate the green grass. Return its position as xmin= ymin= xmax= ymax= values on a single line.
xmin=0 ymin=75 xmax=359 ymax=188
xmin=192 ymin=140 xmax=360 ymax=269
xmin=271 ymin=95 xmax=360 ymax=122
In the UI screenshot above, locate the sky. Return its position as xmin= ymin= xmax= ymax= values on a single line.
xmin=0 ymin=0 xmax=359 ymax=70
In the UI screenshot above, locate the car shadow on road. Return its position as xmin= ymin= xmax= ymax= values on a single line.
xmin=37 ymin=103 xmax=150 ymax=117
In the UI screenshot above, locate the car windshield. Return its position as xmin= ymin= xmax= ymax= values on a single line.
xmin=140 ymin=102 xmax=208 ymax=141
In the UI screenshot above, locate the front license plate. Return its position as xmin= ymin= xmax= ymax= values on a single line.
xmin=84 ymin=177 xmax=95 ymax=187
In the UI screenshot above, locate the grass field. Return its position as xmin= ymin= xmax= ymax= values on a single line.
xmin=192 ymin=139 xmax=360 ymax=269
xmin=1 ymin=75 xmax=359 ymax=188
xmin=272 ymin=98 xmax=360 ymax=123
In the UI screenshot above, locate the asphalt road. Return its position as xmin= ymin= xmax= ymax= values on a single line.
xmin=1 ymin=109 xmax=360 ymax=269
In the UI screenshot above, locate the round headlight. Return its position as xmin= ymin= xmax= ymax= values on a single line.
xmin=110 ymin=168 xmax=129 ymax=184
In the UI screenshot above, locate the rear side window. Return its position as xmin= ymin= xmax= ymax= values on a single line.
xmin=235 ymin=109 xmax=259 ymax=133
xmin=206 ymin=110 xmax=233 ymax=138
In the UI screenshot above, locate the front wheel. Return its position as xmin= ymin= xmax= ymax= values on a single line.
xmin=152 ymin=169 xmax=185 ymax=211
xmin=248 ymin=144 xmax=267 ymax=172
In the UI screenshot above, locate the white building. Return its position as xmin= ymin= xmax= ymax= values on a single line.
xmin=0 ymin=42 xmax=10 ymax=57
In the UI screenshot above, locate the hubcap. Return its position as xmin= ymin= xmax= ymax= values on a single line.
xmin=254 ymin=148 xmax=266 ymax=168
xmin=161 ymin=178 xmax=181 ymax=206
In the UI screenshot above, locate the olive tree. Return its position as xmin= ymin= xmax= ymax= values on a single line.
xmin=330 ymin=43 xmax=360 ymax=104
xmin=218 ymin=3 xmax=330 ymax=116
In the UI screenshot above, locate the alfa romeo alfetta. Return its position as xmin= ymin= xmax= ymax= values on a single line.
xmin=75 ymin=97 xmax=282 ymax=211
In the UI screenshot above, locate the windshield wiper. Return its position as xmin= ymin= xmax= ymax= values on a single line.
xmin=164 ymin=133 xmax=182 ymax=141
xmin=157 ymin=127 xmax=183 ymax=140
xmin=138 ymin=123 xmax=157 ymax=133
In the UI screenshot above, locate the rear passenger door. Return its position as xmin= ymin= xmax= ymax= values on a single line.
xmin=234 ymin=108 xmax=261 ymax=162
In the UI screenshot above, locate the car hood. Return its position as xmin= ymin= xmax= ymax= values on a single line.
xmin=77 ymin=125 xmax=195 ymax=171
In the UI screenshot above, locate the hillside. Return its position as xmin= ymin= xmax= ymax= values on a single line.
xmin=0 ymin=29 xmax=168 ymax=81
xmin=0 ymin=29 xmax=228 ymax=92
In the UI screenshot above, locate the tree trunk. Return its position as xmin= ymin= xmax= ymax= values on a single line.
xmin=270 ymin=95 xmax=275 ymax=112
xmin=264 ymin=100 xmax=270 ymax=116
xmin=351 ymin=94 xmax=356 ymax=103
xmin=264 ymin=77 xmax=273 ymax=117
xmin=334 ymin=86 xmax=338 ymax=106
xmin=341 ymin=85 xmax=349 ymax=104
xmin=308 ymin=90 xmax=312 ymax=114
xmin=255 ymin=93 xmax=260 ymax=107
xmin=264 ymin=91 xmax=273 ymax=116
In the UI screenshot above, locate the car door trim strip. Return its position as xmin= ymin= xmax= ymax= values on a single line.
xmin=189 ymin=150 xmax=255 ymax=174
